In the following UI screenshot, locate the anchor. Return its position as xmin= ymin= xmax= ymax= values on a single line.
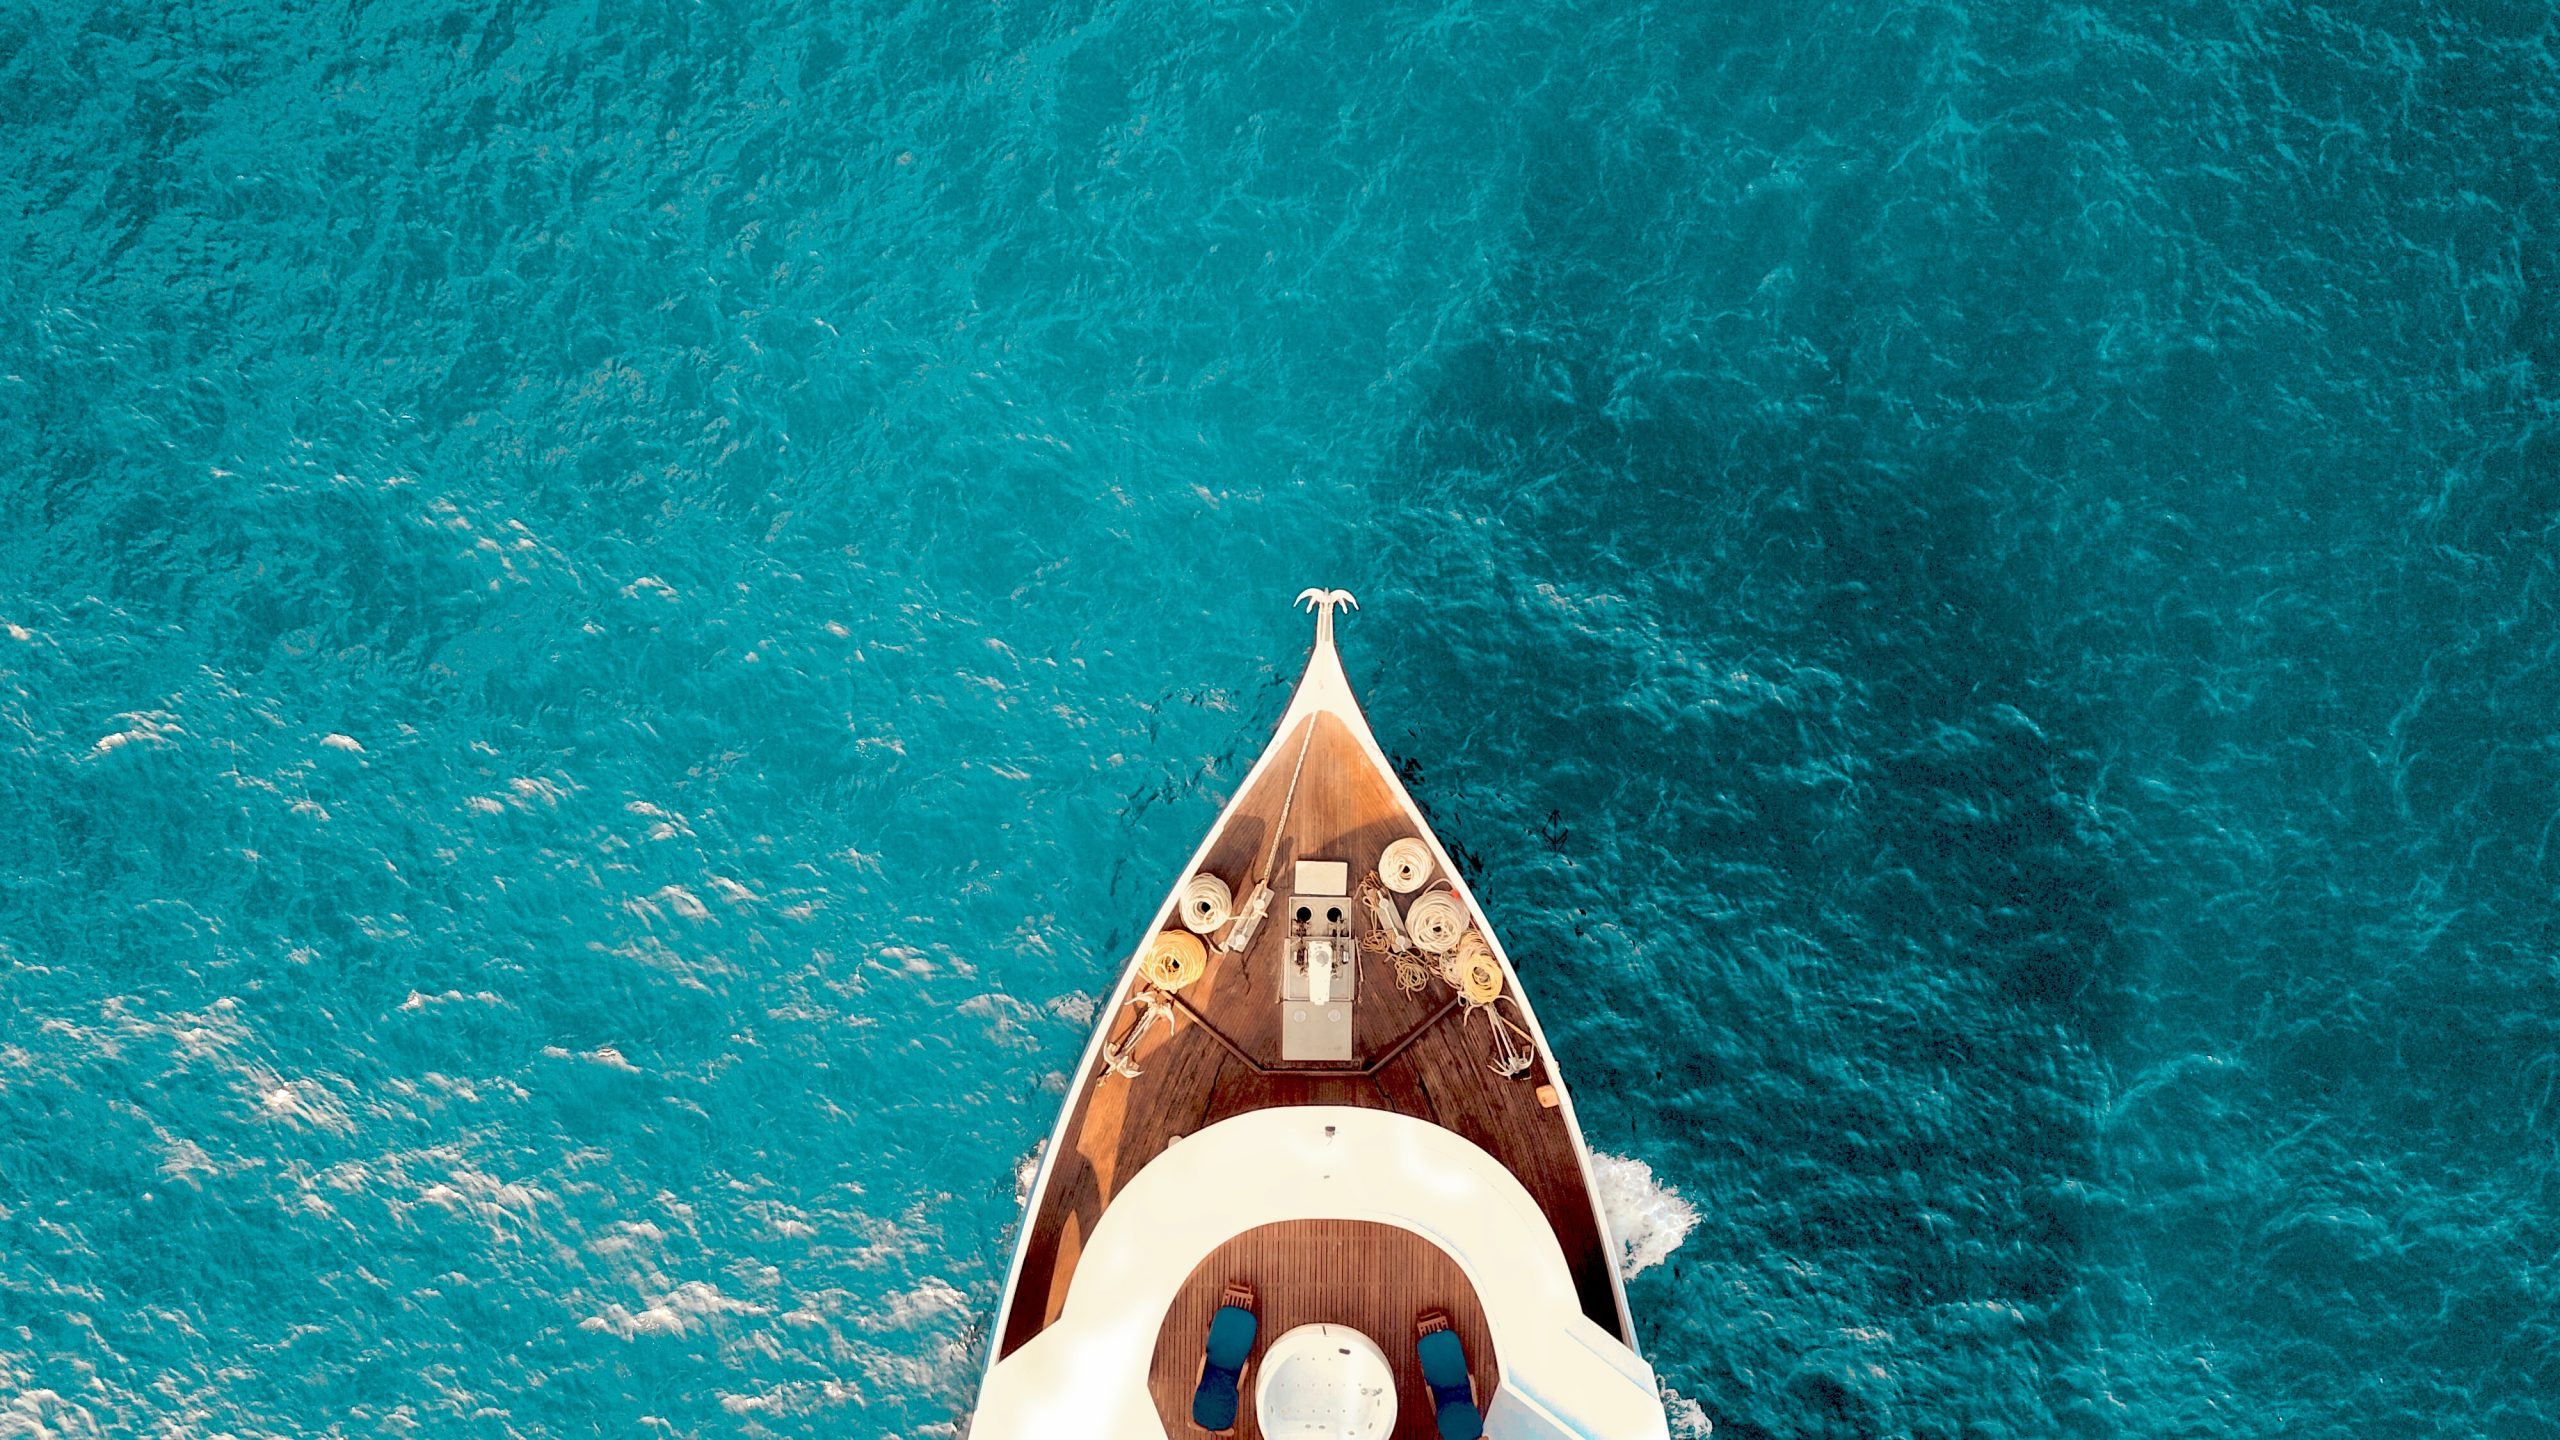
xmin=1295 ymin=587 xmax=1358 ymax=649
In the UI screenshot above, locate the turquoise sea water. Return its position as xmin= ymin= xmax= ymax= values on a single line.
xmin=6 ymin=1 xmax=2557 ymax=1435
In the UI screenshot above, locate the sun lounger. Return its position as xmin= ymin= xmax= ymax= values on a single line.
xmin=1415 ymin=1309 xmax=1484 ymax=1440
xmin=1191 ymin=1281 xmax=1259 ymax=1433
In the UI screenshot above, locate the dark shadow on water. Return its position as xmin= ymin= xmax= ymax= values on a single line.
xmin=1366 ymin=128 xmax=2135 ymax=1432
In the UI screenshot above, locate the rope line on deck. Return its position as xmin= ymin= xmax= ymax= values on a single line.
xmin=1218 ymin=719 xmax=1316 ymax=957
xmin=1257 ymin=719 xmax=1317 ymax=885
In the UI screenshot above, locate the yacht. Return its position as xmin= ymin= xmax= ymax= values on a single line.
xmin=969 ymin=590 xmax=1670 ymax=1440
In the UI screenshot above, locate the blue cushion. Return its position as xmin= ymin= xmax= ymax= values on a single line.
xmin=1436 ymin=1399 xmax=1485 ymax=1440
xmin=1416 ymin=1330 xmax=1481 ymax=1439
xmin=1191 ymin=1368 xmax=1240 ymax=1430
xmin=1205 ymin=1305 xmax=1258 ymax=1367
xmin=1192 ymin=1304 xmax=1257 ymax=1429
xmin=1417 ymin=1328 xmax=1468 ymax=1388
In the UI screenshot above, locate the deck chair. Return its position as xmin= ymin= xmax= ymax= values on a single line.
xmin=1191 ymin=1281 xmax=1259 ymax=1433
xmin=1415 ymin=1309 xmax=1484 ymax=1440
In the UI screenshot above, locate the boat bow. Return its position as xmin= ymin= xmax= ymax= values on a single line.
xmin=971 ymin=592 xmax=1665 ymax=1440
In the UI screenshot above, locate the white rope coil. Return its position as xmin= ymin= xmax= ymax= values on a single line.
xmin=1179 ymin=873 xmax=1233 ymax=933
xmin=1379 ymin=838 xmax=1433 ymax=893
xmin=1404 ymin=891 xmax=1467 ymax=954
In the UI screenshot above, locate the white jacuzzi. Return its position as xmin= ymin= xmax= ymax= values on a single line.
xmin=1252 ymin=1323 xmax=1398 ymax=1439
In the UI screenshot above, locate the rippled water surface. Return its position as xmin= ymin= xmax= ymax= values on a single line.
xmin=6 ymin=1 xmax=2557 ymax=1436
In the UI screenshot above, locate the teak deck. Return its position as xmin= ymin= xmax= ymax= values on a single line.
xmin=996 ymin=711 xmax=1626 ymax=1373
xmin=1146 ymin=1220 xmax=1500 ymax=1440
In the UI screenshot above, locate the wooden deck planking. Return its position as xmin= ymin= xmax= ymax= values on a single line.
xmin=1000 ymin=709 xmax=1628 ymax=1361
xmin=1145 ymin=1220 xmax=1499 ymax=1440
xmin=1180 ymin=716 xmax=1453 ymax=1066
xmin=1393 ymin=1020 xmax=1624 ymax=1329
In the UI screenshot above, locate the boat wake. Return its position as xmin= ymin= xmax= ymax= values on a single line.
xmin=1660 ymin=1385 xmax=1713 ymax=1437
xmin=1011 ymin=1140 xmax=1045 ymax=1206
xmin=1589 ymin=1152 xmax=1699 ymax=1280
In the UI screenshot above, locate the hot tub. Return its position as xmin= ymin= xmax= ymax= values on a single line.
xmin=1252 ymin=1323 xmax=1397 ymax=1439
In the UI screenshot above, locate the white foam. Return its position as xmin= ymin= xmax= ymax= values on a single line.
xmin=579 ymin=1281 xmax=769 ymax=1340
xmin=860 ymin=1277 xmax=969 ymax=1333
xmin=589 ymin=1220 xmax=668 ymax=1257
xmin=539 ymin=1044 xmax=642 ymax=1073
xmin=248 ymin=1075 xmax=355 ymax=1135
xmin=1661 ymin=1384 xmax=1713 ymax=1437
xmin=398 ymin=988 xmax=503 ymax=1011
xmin=90 ymin=711 xmax=183 ymax=755
xmin=508 ymin=775 xmax=565 ymax=805
xmin=0 ymin=1388 xmax=107 ymax=1439
xmin=156 ymin=1136 xmax=216 ymax=1184
xmin=1013 ymin=1140 xmax=1047 ymax=1205
xmin=1588 ymin=1151 xmax=1699 ymax=1279
xmin=653 ymin=884 xmax=710 ymax=920
xmin=960 ymin=993 xmax=1044 ymax=1048
xmin=716 ymin=1380 xmax=861 ymax=1417
xmin=390 ymin=1152 xmax=554 ymax=1242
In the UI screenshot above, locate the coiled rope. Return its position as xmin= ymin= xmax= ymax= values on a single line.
xmin=1101 ymin=932 xmax=1208 ymax=1079
xmin=1430 ymin=925 xmax=1535 ymax=1079
xmin=1379 ymin=838 xmax=1433 ymax=893
xmin=1358 ymin=870 xmax=1434 ymax=993
xmin=1403 ymin=891 xmax=1467 ymax=954
xmin=1142 ymin=930 xmax=1208 ymax=992
xmin=1449 ymin=931 xmax=1502 ymax=1004
xmin=1179 ymin=873 xmax=1233 ymax=934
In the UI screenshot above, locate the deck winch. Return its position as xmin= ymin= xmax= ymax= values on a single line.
xmin=1280 ymin=858 xmax=1357 ymax=1061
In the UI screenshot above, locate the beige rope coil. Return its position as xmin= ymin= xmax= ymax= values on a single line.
xmin=1450 ymin=932 xmax=1503 ymax=1004
xmin=1179 ymin=873 xmax=1233 ymax=934
xmin=1379 ymin=838 xmax=1433 ymax=893
xmin=1141 ymin=930 xmax=1208 ymax=992
xmin=1403 ymin=891 xmax=1467 ymax=954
